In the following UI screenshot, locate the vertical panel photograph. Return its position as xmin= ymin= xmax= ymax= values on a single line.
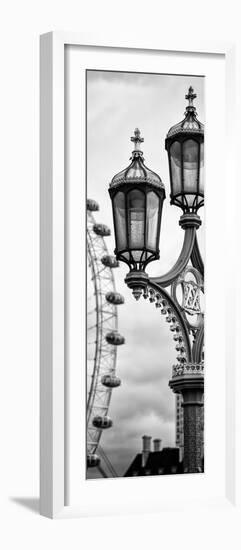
xmin=86 ymin=70 xmax=204 ymax=479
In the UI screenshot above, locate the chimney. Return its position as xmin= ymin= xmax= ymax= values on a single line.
xmin=153 ymin=438 xmax=162 ymax=452
xmin=142 ymin=435 xmax=152 ymax=467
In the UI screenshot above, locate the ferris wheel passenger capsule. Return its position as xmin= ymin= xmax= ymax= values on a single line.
xmin=87 ymin=198 xmax=99 ymax=211
xmin=101 ymin=255 xmax=119 ymax=268
xmin=105 ymin=331 xmax=125 ymax=345
xmin=101 ymin=374 xmax=121 ymax=388
xmin=93 ymin=223 xmax=111 ymax=237
xmin=92 ymin=415 xmax=113 ymax=429
xmin=87 ymin=454 xmax=101 ymax=468
xmin=105 ymin=291 xmax=125 ymax=305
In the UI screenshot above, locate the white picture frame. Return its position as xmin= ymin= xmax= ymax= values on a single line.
xmin=40 ymin=32 xmax=241 ymax=519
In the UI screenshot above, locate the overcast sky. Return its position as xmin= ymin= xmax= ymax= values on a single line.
xmin=87 ymin=70 xmax=204 ymax=477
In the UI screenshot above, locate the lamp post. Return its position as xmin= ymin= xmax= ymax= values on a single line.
xmin=109 ymin=87 xmax=204 ymax=473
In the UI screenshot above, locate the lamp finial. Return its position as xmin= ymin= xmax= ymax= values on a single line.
xmin=185 ymin=86 xmax=197 ymax=108
xmin=131 ymin=128 xmax=144 ymax=151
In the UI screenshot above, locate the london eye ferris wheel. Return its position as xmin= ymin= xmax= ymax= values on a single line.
xmin=87 ymin=198 xmax=125 ymax=478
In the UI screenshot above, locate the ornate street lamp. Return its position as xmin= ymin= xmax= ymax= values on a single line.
xmin=165 ymin=86 xmax=204 ymax=213
xmin=109 ymin=87 xmax=205 ymax=473
xmin=109 ymin=128 xmax=166 ymax=273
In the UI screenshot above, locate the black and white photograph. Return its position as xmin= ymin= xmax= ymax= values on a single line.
xmin=2 ymin=0 xmax=241 ymax=544
xmin=86 ymin=70 xmax=204 ymax=479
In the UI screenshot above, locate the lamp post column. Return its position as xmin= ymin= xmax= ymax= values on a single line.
xmin=169 ymin=365 xmax=204 ymax=473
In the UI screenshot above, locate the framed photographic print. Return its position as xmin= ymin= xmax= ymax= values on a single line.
xmin=40 ymin=32 xmax=240 ymax=518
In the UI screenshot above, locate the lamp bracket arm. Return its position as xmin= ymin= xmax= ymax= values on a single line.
xmin=150 ymin=227 xmax=196 ymax=288
xmin=191 ymin=234 xmax=204 ymax=277
xmin=144 ymin=280 xmax=193 ymax=363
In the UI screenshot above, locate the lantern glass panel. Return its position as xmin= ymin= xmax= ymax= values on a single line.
xmin=127 ymin=189 xmax=145 ymax=249
xmin=185 ymin=194 xmax=197 ymax=207
xmin=113 ymin=191 xmax=127 ymax=251
xmin=199 ymin=142 xmax=204 ymax=193
xmin=170 ymin=141 xmax=182 ymax=195
xmin=146 ymin=191 xmax=159 ymax=250
xmin=131 ymin=250 xmax=143 ymax=261
xmin=183 ymin=139 xmax=199 ymax=192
